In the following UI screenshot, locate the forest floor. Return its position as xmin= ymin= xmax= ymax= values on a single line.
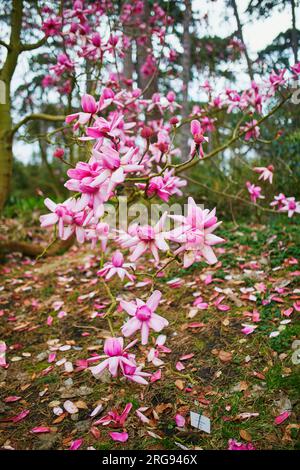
xmin=0 ymin=217 xmax=300 ymax=450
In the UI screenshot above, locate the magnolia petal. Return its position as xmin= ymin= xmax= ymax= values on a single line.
xmin=109 ymin=431 xmax=128 ymax=442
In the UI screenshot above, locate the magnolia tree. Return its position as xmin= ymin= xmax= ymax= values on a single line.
xmin=33 ymin=0 xmax=300 ymax=391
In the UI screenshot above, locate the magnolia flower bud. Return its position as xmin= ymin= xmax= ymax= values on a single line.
xmin=53 ymin=148 xmax=64 ymax=159
xmin=141 ymin=126 xmax=153 ymax=139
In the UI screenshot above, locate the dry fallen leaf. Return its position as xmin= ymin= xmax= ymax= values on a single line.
xmin=239 ymin=429 xmax=252 ymax=441
xmin=155 ymin=403 xmax=172 ymax=414
xmin=218 ymin=350 xmax=233 ymax=363
xmin=175 ymin=379 xmax=185 ymax=390
xmin=52 ymin=412 xmax=67 ymax=424
xmin=75 ymin=400 xmax=88 ymax=409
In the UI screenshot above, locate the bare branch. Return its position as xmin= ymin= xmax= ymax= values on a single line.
xmin=12 ymin=113 xmax=66 ymax=135
xmin=0 ymin=39 xmax=10 ymax=50
xmin=184 ymin=175 xmax=277 ymax=214
xmin=175 ymin=93 xmax=292 ymax=174
xmin=20 ymin=36 xmax=47 ymax=51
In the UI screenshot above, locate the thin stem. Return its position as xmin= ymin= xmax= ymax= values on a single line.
xmin=107 ymin=317 xmax=115 ymax=337
xmin=35 ymin=237 xmax=57 ymax=261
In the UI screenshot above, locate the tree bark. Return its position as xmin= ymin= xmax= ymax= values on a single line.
xmin=291 ymin=0 xmax=298 ymax=63
xmin=230 ymin=0 xmax=254 ymax=81
xmin=136 ymin=0 xmax=158 ymax=99
xmin=180 ymin=0 xmax=192 ymax=158
xmin=38 ymin=137 xmax=63 ymax=199
xmin=0 ymin=1 xmax=50 ymax=211
xmin=0 ymin=0 xmax=23 ymax=211
xmin=0 ymin=235 xmax=75 ymax=258
xmin=123 ymin=26 xmax=134 ymax=81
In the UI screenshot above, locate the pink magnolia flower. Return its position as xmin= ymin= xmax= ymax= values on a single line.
xmin=168 ymin=197 xmax=224 ymax=268
xmin=66 ymin=94 xmax=98 ymax=130
xmin=190 ymin=120 xmax=209 ymax=157
xmin=81 ymin=32 xmax=103 ymax=61
xmin=138 ymin=169 xmax=186 ymax=202
xmin=147 ymin=334 xmax=169 ymax=366
xmin=94 ymin=403 xmax=132 ymax=427
xmin=66 ymin=144 xmax=143 ymax=206
xmin=280 ymin=197 xmax=300 ymax=217
xmin=40 ymin=198 xmax=74 ymax=239
xmin=42 ymin=74 xmax=56 ymax=88
xmin=65 ymin=161 xmax=107 ymax=214
xmin=118 ymin=213 xmax=169 ymax=263
xmin=200 ymin=116 xmax=216 ymax=133
xmin=268 ymin=69 xmax=286 ymax=95
xmin=226 ymin=88 xmax=241 ymax=113
xmin=270 ymin=193 xmax=286 ymax=210
xmin=122 ymin=362 xmax=151 ymax=385
xmin=51 ymin=53 xmax=74 ymax=76
xmin=228 ymin=439 xmax=256 ymax=450
xmin=149 ymin=128 xmax=171 ymax=162
xmin=120 ymin=290 xmax=168 ymax=345
xmin=97 ymin=251 xmax=135 ymax=281
xmin=85 ymin=112 xmax=134 ymax=140
xmin=42 ymin=16 xmax=62 ymax=36
xmin=90 ymin=337 xmax=137 ymax=378
xmin=58 ymin=199 xmax=94 ymax=243
xmin=201 ymin=79 xmax=213 ymax=94
xmin=253 ymin=165 xmax=274 ymax=184
xmin=89 ymin=145 xmax=144 ymax=195
xmin=86 ymin=222 xmax=109 ymax=250
xmin=98 ymin=88 xmax=123 ymax=111
xmin=246 ymin=182 xmax=265 ymax=203
xmin=241 ymin=120 xmax=260 ymax=141
xmin=148 ymin=92 xmax=181 ymax=114
xmin=141 ymin=54 xmax=157 ymax=77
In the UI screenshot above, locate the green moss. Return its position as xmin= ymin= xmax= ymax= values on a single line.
xmin=35 ymin=374 xmax=59 ymax=385
xmin=270 ymin=323 xmax=300 ymax=353
xmin=193 ymin=339 xmax=206 ymax=352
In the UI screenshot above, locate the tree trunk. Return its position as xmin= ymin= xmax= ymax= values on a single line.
xmin=38 ymin=137 xmax=63 ymax=199
xmin=123 ymin=25 xmax=134 ymax=81
xmin=291 ymin=0 xmax=298 ymax=63
xmin=180 ymin=0 xmax=192 ymax=159
xmin=124 ymin=42 xmax=134 ymax=80
xmin=0 ymin=0 xmax=23 ymax=211
xmin=0 ymin=235 xmax=75 ymax=258
xmin=136 ymin=0 xmax=158 ymax=99
xmin=230 ymin=0 xmax=254 ymax=81
xmin=0 ymin=96 xmax=13 ymax=211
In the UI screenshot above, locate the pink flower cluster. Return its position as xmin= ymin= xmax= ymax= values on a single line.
xmin=90 ymin=291 xmax=168 ymax=383
xmin=271 ymin=194 xmax=300 ymax=217
xmin=38 ymin=0 xmax=300 ymax=400
xmin=168 ymin=197 xmax=224 ymax=268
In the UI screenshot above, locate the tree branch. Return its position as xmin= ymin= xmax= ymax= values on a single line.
xmin=0 ymin=39 xmax=10 ymax=50
xmin=184 ymin=175 xmax=277 ymax=214
xmin=0 ymin=235 xmax=74 ymax=258
xmin=20 ymin=36 xmax=47 ymax=51
xmin=12 ymin=113 xmax=66 ymax=135
xmin=175 ymin=93 xmax=292 ymax=174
